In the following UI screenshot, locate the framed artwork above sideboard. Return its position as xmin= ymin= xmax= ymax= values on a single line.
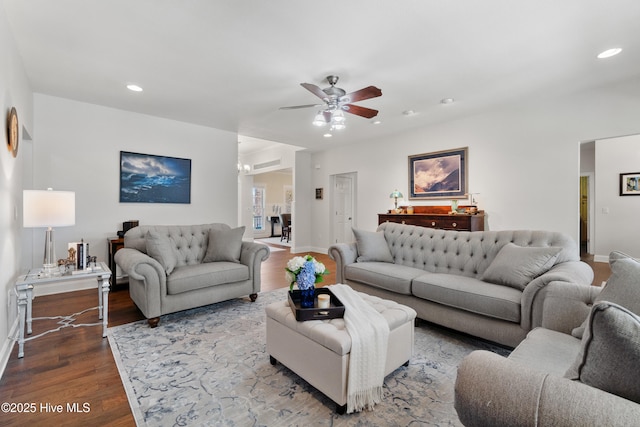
xmin=408 ymin=147 xmax=468 ymax=200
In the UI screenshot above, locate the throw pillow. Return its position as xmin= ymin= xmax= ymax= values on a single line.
xmin=352 ymin=228 xmax=394 ymax=263
xmin=203 ymin=226 xmax=245 ymax=263
xmin=565 ymin=301 xmax=640 ymax=404
xmin=571 ymin=251 xmax=640 ymax=338
xmin=145 ymin=231 xmax=177 ymax=275
xmin=481 ymin=243 xmax=562 ymax=291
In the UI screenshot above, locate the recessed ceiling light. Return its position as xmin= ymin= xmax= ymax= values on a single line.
xmin=372 ymin=120 xmax=382 ymax=125
xmin=440 ymin=98 xmax=455 ymax=104
xmin=597 ymin=48 xmax=622 ymax=59
xmin=323 ymin=133 xmax=332 ymax=138
xmin=402 ymin=110 xmax=415 ymax=116
xmin=126 ymin=84 xmax=143 ymax=92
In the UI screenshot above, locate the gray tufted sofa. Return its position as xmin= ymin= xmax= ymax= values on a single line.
xmin=328 ymin=222 xmax=593 ymax=347
xmin=115 ymin=223 xmax=270 ymax=327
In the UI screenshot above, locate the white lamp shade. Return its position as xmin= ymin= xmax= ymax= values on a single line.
xmin=23 ymin=190 xmax=76 ymax=228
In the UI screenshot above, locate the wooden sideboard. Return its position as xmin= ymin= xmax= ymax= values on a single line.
xmin=378 ymin=205 xmax=485 ymax=231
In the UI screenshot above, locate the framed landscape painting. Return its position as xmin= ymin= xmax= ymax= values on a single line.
xmin=620 ymin=172 xmax=640 ymax=196
xmin=119 ymin=151 xmax=192 ymax=204
xmin=409 ymin=147 xmax=468 ymax=199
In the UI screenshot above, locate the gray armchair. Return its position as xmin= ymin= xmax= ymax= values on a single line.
xmin=455 ymin=251 xmax=640 ymax=426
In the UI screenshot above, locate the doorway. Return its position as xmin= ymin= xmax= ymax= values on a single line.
xmin=331 ymin=172 xmax=357 ymax=244
xmin=580 ymin=173 xmax=594 ymax=255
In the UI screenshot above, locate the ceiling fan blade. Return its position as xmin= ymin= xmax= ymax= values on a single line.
xmin=301 ymin=83 xmax=329 ymax=100
xmin=279 ymin=104 xmax=322 ymax=110
xmin=340 ymin=86 xmax=382 ymax=103
xmin=341 ymin=104 xmax=379 ymax=119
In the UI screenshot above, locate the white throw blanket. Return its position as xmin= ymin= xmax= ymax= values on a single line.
xmin=328 ymin=284 xmax=390 ymax=413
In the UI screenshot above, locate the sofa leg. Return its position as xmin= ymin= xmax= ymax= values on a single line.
xmin=148 ymin=317 xmax=160 ymax=328
xmin=249 ymin=293 xmax=258 ymax=302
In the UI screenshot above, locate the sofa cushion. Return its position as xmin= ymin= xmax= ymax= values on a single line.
xmin=167 ymin=262 xmax=249 ymax=295
xmin=509 ymin=328 xmax=582 ymax=376
xmin=203 ymin=226 xmax=245 ymax=263
xmin=412 ymin=274 xmax=522 ymax=322
xmin=145 ymin=230 xmax=177 ymax=274
xmin=565 ymin=302 xmax=640 ymax=404
xmin=481 ymin=243 xmax=562 ymax=291
xmin=572 ymin=251 xmax=640 ymax=338
xmin=352 ymin=228 xmax=394 ymax=263
xmin=345 ymin=262 xmax=426 ymax=295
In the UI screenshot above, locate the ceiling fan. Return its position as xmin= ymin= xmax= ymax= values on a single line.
xmin=280 ymin=75 xmax=382 ymax=130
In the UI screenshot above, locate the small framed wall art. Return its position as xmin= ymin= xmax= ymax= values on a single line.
xmin=620 ymin=172 xmax=640 ymax=196
xmin=315 ymin=188 xmax=323 ymax=200
xmin=408 ymin=147 xmax=468 ymax=199
xmin=6 ymin=107 xmax=19 ymax=158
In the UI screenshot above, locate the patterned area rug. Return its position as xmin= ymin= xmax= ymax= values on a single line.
xmin=108 ymin=288 xmax=510 ymax=426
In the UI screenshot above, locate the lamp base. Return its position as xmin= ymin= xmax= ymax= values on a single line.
xmin=42 ymin=228 xmax=61 ymax=277
xmin=41 ymin=263 xmax=61 ymax=277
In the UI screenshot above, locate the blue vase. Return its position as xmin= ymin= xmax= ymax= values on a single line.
xmin=299 ymin=286 xmax=315 ymax=308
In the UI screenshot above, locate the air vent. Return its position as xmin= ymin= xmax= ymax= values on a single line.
xmin=253 ymin=159 xmax=281 ymax=170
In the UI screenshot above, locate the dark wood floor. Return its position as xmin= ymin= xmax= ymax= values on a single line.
xmin=0 ymin=245 xmax=608 ymax=426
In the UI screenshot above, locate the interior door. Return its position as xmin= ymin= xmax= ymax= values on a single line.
xmin=332 ymin=173 xmax=356 ymax=243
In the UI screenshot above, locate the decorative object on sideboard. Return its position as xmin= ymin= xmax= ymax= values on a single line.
xmin=68 ymin=240 xmax=90 ymax=270
xmin=389 ymin=189 xmax=404 ymax=213
xmin=6 ymin=106 xmax=19 ymax=157
xmin=408 ymin=147 xmax=468 ymax=199
xmin=23 ymin=189 xmax=76 ymax=277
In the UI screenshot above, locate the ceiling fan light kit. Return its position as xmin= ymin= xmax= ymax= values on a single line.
xmin=280 ymin=75 xmax=382 ymax=133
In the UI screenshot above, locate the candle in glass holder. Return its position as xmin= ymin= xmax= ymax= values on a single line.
xmin=317 ymin=294 xmax=330 ymax=309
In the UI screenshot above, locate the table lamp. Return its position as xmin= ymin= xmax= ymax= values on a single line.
xmin=23 ymin=188 xmax=76 ymax=276
xmin=389 ymin=189 xmax=403 ymax=210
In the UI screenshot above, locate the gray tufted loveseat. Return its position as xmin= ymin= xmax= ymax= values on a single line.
xmin=115 ymin=223 xmax=270 ymax=327
xmin=329 ymin=222 xmax=593 ymax=347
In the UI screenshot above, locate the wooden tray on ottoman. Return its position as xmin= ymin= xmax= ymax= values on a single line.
xmin=288 ymin=288 xmax=345 ymax=321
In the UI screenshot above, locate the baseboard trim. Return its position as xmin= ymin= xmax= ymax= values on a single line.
xmin=593 ymin=254 xmax=609 ymax=263
xmin=0 ymin=317 xmax=19 ymax=380
xmin=290 ymin=246 xmax=327 ymax=255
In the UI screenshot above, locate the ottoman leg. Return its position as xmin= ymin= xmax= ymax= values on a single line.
xmin=269 ymin=355 xmax=278 ymax=366
xmin=336 ymin=403 xmax=347 ymax=415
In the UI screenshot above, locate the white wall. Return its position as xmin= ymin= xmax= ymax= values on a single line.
xmin=594 ymin=134 xmax=640 ymax=260
xmin=27 ymin=94 xmax=239 ymax=272
xmin=305 ymin=78 xmax=640 ymax=252
xmin=0 ymin=3 xmax=33 ymax=372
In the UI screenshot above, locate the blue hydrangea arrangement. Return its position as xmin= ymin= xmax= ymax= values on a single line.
xmin=285 ymin=254 xmax=329 ymax=291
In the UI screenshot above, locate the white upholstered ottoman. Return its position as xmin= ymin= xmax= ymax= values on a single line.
xmin=265 ymin=290 xmax=416 ymax=413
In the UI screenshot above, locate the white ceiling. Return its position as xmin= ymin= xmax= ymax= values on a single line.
xmin=4 ymin=0 xmax=640 ymax=153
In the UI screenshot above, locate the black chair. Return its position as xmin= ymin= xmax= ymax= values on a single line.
xmin=280 ymin=213 xmax=292 ymax=242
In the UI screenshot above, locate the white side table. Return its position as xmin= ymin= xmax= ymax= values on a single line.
xmin=14 ymin=261 xmax=112 ymax=358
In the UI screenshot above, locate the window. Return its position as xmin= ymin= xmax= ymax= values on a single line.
xmin=252 ymin=186 xmax=265 ymax=231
